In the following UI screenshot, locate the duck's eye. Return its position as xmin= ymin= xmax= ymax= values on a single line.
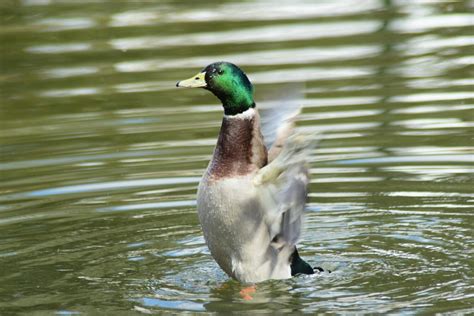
xmin=217 ymin=69 xmax=224 ymax=75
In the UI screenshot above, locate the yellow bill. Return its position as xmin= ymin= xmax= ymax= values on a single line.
xmin=176 ymin=71 xmax=207 ymax=88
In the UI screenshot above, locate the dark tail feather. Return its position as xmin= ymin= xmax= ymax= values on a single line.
xmin=290 ymin=247 xmax=314 ymax=276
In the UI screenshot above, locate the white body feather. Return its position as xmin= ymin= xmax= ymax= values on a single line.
xmin=197 ymin=175 xmax=295 ymax=283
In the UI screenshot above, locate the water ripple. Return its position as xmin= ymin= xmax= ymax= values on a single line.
xmin=110 ymin=21 xmax=381 ymax=51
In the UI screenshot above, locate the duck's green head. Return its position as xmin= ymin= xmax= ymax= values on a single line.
xmin=176 ymin=62 xmax=255 ymax=115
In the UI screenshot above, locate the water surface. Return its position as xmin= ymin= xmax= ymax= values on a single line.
xmin=1 ymin=0 xmax=473 ymax=314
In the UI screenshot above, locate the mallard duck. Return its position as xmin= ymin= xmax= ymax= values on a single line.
xmin=176 ymin=62 xmax=317 ymax=283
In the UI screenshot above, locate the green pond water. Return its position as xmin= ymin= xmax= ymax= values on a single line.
xmin=1 ymin=0 xmax=473 ymax=314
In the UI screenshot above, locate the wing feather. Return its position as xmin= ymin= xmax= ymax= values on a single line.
xmin=254 ymin=132 xmax=319 ymax=247
xmin=258 ymin=84 xmax=304 ymax=162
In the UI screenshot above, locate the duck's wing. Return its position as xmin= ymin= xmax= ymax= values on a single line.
xmin=253 ymin=132 xmax=318 ymax=247
xmin=258 ymin=84 xmax=303 ymax=162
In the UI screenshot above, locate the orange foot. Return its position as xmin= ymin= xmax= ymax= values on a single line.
xmin=239 ymin=285 xmax=256 ymax=301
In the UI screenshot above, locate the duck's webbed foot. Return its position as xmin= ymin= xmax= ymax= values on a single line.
xmin=239 ymin=285 xmax=256 ymax=300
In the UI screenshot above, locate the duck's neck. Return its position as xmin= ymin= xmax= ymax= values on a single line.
xmin=208 ymin=108 xmax=267 ymax=179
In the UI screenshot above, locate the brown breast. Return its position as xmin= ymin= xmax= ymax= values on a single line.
xmin=207 ymin=109 xmax=267 ymax=179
